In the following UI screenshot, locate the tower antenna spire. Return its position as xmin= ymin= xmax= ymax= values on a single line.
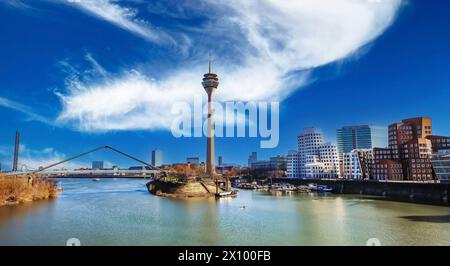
xmin=208 ymin=51 xmax=212 ymax=73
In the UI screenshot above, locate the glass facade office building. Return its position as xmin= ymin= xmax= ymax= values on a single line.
xmin=337 ymin=125 xmax=387 ymax=160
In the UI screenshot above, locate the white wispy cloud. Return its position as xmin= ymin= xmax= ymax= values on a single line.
xmin=0 ymin=97 xmax=51 ymax=124
xmin=55 ymin=0 xmax=403 ymax=132
xmin=64 ymin=0 xmax=173 ymax=45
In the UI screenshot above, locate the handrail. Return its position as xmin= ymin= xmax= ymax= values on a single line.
xmin=30 ymin=145 xmax=159 ymax=174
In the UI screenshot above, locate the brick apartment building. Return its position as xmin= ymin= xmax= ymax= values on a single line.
xmin=373 ymin=117 xmax=448 ymax=181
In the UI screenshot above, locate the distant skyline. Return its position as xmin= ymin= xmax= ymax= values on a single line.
xmin=1 ymin=1 xmax=450 ymax=170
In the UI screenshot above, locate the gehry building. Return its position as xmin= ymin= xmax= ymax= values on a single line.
xmin=288 ymin=128 xmax=340 ymax=179
xmin=342 ymin=149 xmax=374 ymax=180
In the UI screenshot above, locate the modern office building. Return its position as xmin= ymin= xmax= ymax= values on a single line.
xmin=248 ymin=152 xmax=257 ymax=167
xmin=342 ymin=149 xmax=374 ymax=180
xmin=92 ymin=161 xmax=104 ymax=170
xmin=337 ymin=125 xmax=387 ymax=160
xmin=426 ymin=135 xmax=450 ymax=152
xmin=218 ymin=156 xmax=223 ymax=166
xmin=187 ymin=157 xmax=200 ymax=164
xmin=431 ymin=150 xmax=450 ymax=183
xmin=151 ymin=149 xmax=162 ymax=167
xmin=250 ymin=155 xmax=287 ymax=171
xmin=287 ymin=150 xmax=299 ymax=178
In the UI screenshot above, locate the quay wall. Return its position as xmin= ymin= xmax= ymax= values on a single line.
xmin=277 ymin=179 xmax=450 ymax=206
xmin=147 ymin=179 xmax=218 ymax=198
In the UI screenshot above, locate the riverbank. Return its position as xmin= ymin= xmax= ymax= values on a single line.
xmin=0 ymin=175 xmax=58 ymax=207
xmin=2 ymin=178 xmax=450 ymax=245
xmin=276 ymin=178 xmax=450 ymax=206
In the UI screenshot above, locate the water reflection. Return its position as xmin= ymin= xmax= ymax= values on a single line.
xmin=399 ymin=215 xmax=450 ymax=223
xmin=0 ymin=178 xmax=450 ymax=246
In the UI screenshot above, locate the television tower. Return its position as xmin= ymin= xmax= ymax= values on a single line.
xmin=202 ymin=54 xmax=219 ymax=176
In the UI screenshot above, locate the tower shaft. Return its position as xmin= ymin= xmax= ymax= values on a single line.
xmin=206 ymin=92 xmax=215 ymax=176
xmin=202 ymin=56 xmax=219 ymax=177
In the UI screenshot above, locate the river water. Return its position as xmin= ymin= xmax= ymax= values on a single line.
xmin=0 ymin=178 xmax=450 ymax=246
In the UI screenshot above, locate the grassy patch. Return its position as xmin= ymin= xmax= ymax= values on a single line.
xmin=0 ymin=174 xmax=58 ymax=206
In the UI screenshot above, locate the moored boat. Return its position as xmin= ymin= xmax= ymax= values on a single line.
xmin=215 ymin=190 xmax=237 ymax=198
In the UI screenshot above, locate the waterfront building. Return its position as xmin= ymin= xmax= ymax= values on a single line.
xmin=304 ymin=154 xmax=325 ymax=179
xmin=298 ymin=127 xmax=324 ymax=177
xmin=319 ymin=143 xmax=340 ymax=178
xmin=372 ymin=148 xmax=403 ymax=180
xmin=287 ymin=150 xmax=299 ymax=178
xmin=151 ymin=149 xmax=162 ymax=167
xmin=287 ymin=128 xmax=339 ymax=179
xmin=218 ymin=156 xmax=223 ymax=166
xmin=337 ymin=125 xmax=387 ymax=160
xmin=403 ymin=138 xmax=433 ymax=180
xmin=373 ymin=117 xmax=434 ymax=181
xmin=92 ymin=161 xmax=104 ymax=170
xmin=431 ymin=150 xmax=450 ymax=183
xmin=343 ymin=149 xmax=374 ymax=180
xmin=186 ymin=157 xmax=200 ymax=164
xmin=426 ymin=135 xmax=450 ymax=152
xmin=250 ymin=155 xmax=287 ymax=171
xmin=388 ymin=117 xmax=432 ymax=150
xmin=389 ymin=117 xmax=433 ymax=181
xmin=248 ymin=152 xmax=257 ymax=167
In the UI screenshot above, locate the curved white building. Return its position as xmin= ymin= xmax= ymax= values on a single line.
xmin=288 ymin=128 xmax=340 ymax=179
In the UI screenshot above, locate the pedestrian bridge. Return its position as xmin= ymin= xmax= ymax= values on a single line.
xmin=6 ymin=145 xmax=165 ymax=177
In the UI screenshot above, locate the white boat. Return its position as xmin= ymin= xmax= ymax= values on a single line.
xmin=92 ymin=178 xmax=101 ymax=181
xmin=215 ymin=190 xmax=237 ymax=197
xmin=296 ymin=185 xmax=311 ymax=192
xmin=310 ymin=185 xmax=333 ymax=193
xmin=282 ymin=184 xmax=297 ymax=191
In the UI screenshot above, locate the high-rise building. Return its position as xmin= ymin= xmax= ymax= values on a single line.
xmin=151 ymin=149 xmax=162 ymax=167
xmin=248 ymin=152 xmax=257 ymax=167
xmin=343 ymin=149 xmax=374 ymax=180
xmin=337 ymin=125 xmax=387 ymax=160
xmin=218 ymin=156 xmax=223 ymax=166
xmin=92 ymin=161 xmax=104 ymax=170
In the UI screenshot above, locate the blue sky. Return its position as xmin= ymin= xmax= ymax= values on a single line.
xmin=0 ymin=0 xmax=449 ymax=170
